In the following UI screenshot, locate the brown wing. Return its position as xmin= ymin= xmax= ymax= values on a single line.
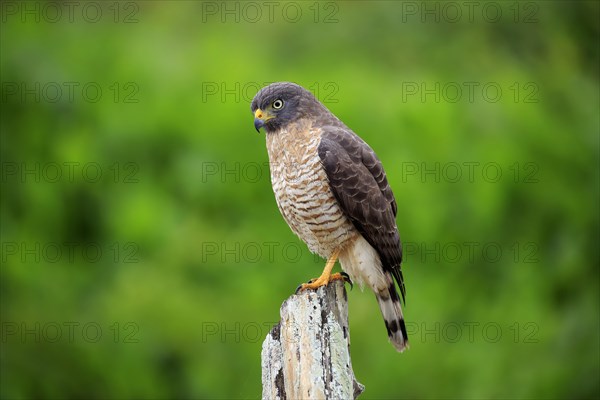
xmin=318 ymin=127 xmax=405 ymax=302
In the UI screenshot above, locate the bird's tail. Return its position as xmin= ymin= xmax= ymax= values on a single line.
xmin=375 ymin=273 xmax=409 ymax=352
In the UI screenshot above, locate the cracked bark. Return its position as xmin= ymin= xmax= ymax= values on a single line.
xmin=261 ymin=280 xmax=364 ymax=400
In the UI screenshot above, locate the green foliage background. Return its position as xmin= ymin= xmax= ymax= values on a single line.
xmin=1 ymin=1 xmax=598 ymax=399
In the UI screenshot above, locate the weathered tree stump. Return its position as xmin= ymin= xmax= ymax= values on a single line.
xmin=261 ymin=280 xmax=364 ymax=400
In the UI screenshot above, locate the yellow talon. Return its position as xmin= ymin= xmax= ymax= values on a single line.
xmin=297 ymin=249 xmax=342 ymax=292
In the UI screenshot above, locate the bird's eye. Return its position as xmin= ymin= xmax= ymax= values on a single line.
xmin=272 ymin=99 xmax=284 ymax=110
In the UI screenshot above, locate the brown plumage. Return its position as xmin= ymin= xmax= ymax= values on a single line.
xmin=251 ymin=82 xmax=408 ymax=352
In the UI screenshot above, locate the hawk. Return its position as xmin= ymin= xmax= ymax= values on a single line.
xmin=251 ymin=82 xmax=408 ymax=352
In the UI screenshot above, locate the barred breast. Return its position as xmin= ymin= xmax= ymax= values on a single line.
xmin=265 ymin=121 xmax=357 ymax=259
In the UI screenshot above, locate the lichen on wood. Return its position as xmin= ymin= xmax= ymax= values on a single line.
xmin=261 ymin=280 xmax=364 ymax=400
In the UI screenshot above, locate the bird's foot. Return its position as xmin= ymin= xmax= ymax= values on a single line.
xmin=295 ymin=272 xmax=353 ymax=293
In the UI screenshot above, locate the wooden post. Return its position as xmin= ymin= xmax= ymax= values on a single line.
xmin=261 ymin=280 xmax=364 ymax=400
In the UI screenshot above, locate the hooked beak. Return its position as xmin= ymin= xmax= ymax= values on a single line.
xmin=253 ymin=108 xmax=273 ymax=132
xmin=254 ymin=118 xmax=265 ymax=132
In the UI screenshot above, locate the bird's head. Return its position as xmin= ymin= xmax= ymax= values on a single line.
xmin=250 ymin=82 xmax=324 ymax=134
